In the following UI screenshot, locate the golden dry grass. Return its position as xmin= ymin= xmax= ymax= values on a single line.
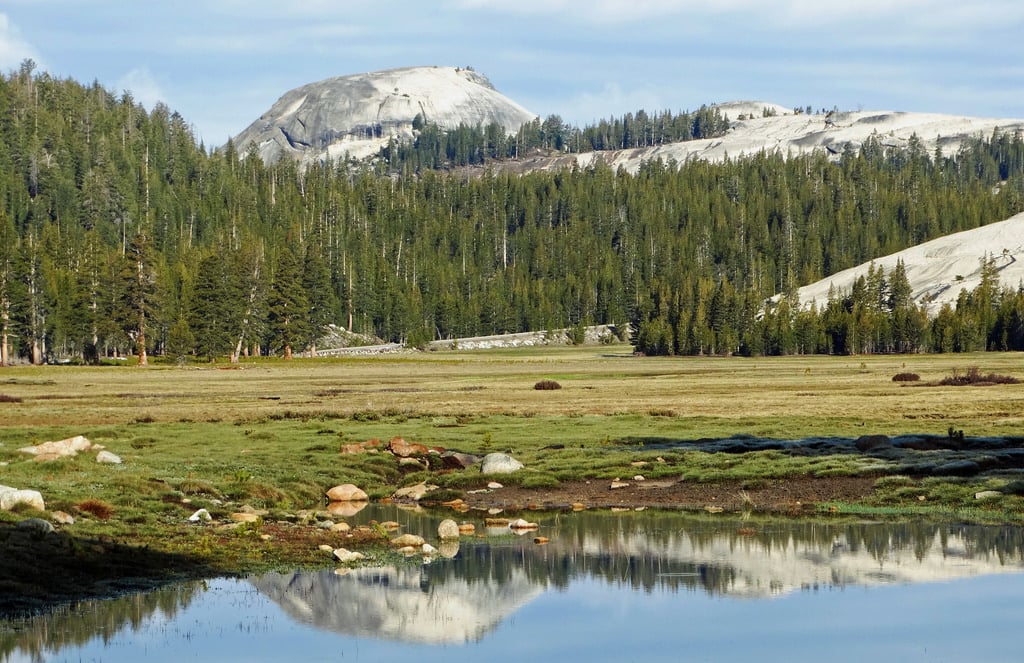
xmin=0 ymin=346 xmax=1020 ymax=438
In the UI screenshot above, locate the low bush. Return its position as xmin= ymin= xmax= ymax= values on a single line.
xmin=0 ymin=393 xmax=23 ymax=403
xmin=75 ymin=499 xmax=115 ymax=520
xmin=939 ymin=367 xmax=1020 ymax=386
xmin=891 ymin=372 xmax=920 ymax=382
xmin=534 ymin=379 xmax=562 ymax=391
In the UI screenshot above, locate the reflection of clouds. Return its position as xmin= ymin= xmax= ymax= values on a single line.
xmin=251 ymin=565 xmax=543 ymax=644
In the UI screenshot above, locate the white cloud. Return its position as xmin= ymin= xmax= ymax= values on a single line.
xmin=116 ymin=67 xmax=167 ymax=110
xmin=0 ymin=13 xmax=42 ymax=70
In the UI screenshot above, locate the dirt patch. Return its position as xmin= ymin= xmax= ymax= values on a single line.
xmin=459 ymin=476 xmax=877 ymax=514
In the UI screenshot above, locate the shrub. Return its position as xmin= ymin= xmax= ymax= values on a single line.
xmin=892 ymin=372 xmax=920 ymax=382
xmin=75 ymin=499 xmax=115 ymax=520
xmin=0 ymin=393 xmax=23 ymax=403
xmin=939 ymin=367 xmax=1020 ymax=386
xmin=534 ymin=379 xmax=562 ymax=391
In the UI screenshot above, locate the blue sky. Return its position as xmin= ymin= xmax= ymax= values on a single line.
xmin=1 ymin=0 xmax=1022 ymax=147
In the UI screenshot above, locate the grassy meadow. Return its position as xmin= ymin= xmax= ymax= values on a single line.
xmin=1 ymin=344 xmax=1024 ymax=610
xmin=0 ymin=345 xmax=1022 ymax=532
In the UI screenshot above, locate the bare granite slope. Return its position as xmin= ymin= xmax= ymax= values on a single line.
xmin=232 ymin=66 xmax=536 ymax=164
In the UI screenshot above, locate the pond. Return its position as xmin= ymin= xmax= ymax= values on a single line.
xmin=4 ymin=506 xmax=1024 ymax=662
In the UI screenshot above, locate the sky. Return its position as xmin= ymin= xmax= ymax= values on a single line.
xmin=1 ymin=0 xmax=1022 ymax=148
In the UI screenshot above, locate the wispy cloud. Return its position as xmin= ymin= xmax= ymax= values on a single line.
xmin=116 ymin=67 xmax=167 ymax=110
xmin=0 ymin=13 xmax=42 ymax=70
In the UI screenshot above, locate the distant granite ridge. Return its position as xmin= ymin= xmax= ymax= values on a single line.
xmin=231 ymin=66 xmax=537 ymax=164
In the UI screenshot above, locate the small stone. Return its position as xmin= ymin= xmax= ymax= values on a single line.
xmin=333 ymin=548 xmax=366 ymax=564
xmin=96 ymin=450 xmax=122 ymax=464
xmin=480 ymin=453 xmax=524 ymax=475
xmin=421 ymin=543 xmax=437 ymax=555
xmin=975 ymin=490 xmax=1003 ymax=500
xmin=326 ymin=484 xmax=369 ymax=502
xmin=509 ymin=518 xmax=538 ymax=530
xmin=391 ymin=533 xmax=426 ymax=547
xmin=18 ymin=517 xmax=55 ymax=534
xmin=393 ymin=482 xmax=437 ymax=501
xmin=388 ymin=437 xmax=429 ymax=458
xmin=188 ymin=508 xmax=212 ymax=522
xmin=632 ymin=475 xmax=646 ymax=481
xmin=230 ymin=512 xmax=260 ymax=523
xmin=330 ymin=522 xmax=351 ymax=532
xmin=318 ymin=544 xmax=334 ymax=552
xmin=51 ymin=511 xmax=75 ymax=525
xmin=397 ymin=545 xmax=419 ymax=556
xmin=316 ymin=520 xmax=335 ymax=529
xmin=610 ymin=481 xmax=630 ymax=489
xmin=438 ymin=519 xmax=461 ymax=540
xmin=487 ymin=481 xmax=504 ymax=489
xmin=398 ymin=457 xmax=428 ymax=470
xmin=0 ymin=486 xmax=45 ymax=512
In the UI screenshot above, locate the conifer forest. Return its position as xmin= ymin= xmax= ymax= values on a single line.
xmin=2 ymin=63 xmax=1024 ymax=365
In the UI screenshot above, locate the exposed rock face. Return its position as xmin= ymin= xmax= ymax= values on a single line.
xmin=480 ymin=453 xmax=523 ymax=474
xmin=232 ymin=66 xmax=536 ymax=165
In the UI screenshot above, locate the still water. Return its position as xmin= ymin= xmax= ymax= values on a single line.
xmin=4 ymin=507 xmax=1024 ymax=662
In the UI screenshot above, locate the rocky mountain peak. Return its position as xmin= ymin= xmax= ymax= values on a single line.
xmin=231 ymin=66 xmax=536 ymax=164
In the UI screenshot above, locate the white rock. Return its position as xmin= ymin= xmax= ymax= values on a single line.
xmin=422 ymin=543 xmax=437 ymax=555
xmin=18 ymin=435 xmax=92 ymax=457
xmin=96 ymin=450 xmax=122 ymax=464
xmin=332 ymin=548 xmax=366 ymax=564
xmin=188 ymin=508 xmax=212 ymax=522
xmin=51 ymin=511 xmax=75 ymax=525
xmin=0 ymin=486 xmax=45 ymax=512
xmin=487 ymin=481 xmax=504 ymax=489
xmin=480 ymin=453 xmax=524 ymax=474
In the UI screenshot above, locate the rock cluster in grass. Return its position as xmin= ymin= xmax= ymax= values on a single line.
xmin=17 ymin=435 xmax=121 ymax=464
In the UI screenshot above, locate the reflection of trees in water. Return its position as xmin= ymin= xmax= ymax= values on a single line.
xmin=0 ymin=581 xmax=204 ymax=661
xmin=7 ymin=513 xmax=1024 ymax=655
xmin=422 ymin=513 xmax=1024 ymax=596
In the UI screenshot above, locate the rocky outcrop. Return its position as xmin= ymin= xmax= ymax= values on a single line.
xmin=232 ymin=66 xmax=536 ymax=165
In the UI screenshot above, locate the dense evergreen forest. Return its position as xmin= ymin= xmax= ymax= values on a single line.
xmin=1 ymin=61 xmax=1024 ymax=365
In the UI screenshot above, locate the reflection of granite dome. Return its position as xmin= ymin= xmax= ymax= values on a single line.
xmin=231 ymin=66 xmax=536 ymax=164
xmin=250 ymin=565 xmax=542 ymax=644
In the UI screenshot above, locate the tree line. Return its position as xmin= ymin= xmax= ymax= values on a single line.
xmin=1 ymin=61 xmax=1023 ymax=365
xmin=381 ymin=105 xmax=732 ymax=171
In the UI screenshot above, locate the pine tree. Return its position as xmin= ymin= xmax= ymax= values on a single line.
xmin=266 ymin=246 xmax=309 ymax=359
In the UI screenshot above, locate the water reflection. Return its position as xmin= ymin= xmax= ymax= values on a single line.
xmin=4 ymin=510 xmax=1024 ymax=660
